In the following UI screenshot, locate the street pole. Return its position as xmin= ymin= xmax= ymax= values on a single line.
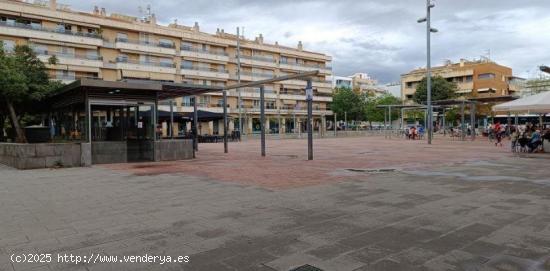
xmin=389 ymin=106 xmax=392 ymax=139
xmin=426 ymin=0 xmax=433 ymax=145
xmin=461 ymin=101 xmax=465 ymax=141
xmin=193 ymin=96 xmax=198 ymax=152
xmin=169 ymin=99 xmax=174 ymax=139
xmin=260 ymin=85 xmax=266 ymax=157
xmin=334 ymin=113 xmax=337 ymax=136
xmin=442 ymin=107 xmax=446 ymax=136
xmin=236 ymin=27 xmax=243 ymax=135
xmin=344 ymin=111 xmax=347 ymax=132
xmin=470 ymin=102 xmax=476 ymax=141
xmin=418 ymin=0 xmax=437 ymax=144
xmin=306 ymin=80 xmax=313 ymax=160
xmin=223 ymin=90 xmax=228 ymax=153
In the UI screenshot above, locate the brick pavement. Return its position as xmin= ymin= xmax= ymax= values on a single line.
xmin=0 ymin=136 xmax=549 ymax=271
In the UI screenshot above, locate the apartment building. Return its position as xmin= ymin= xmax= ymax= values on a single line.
xmin=0 ymin=0 xmax=333 ymax=135
xmin=332 ymin=73 xmax=387 ymax=96
xmin=401 ymin=59 xmax=513 ymax=103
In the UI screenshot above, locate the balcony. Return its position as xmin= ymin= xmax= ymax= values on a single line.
xmin=52 ymin=75 xmax=101 ymax=84
xmin=180 ymin=46 xmax=229 ymax=62
xmin=281 ymin=78 xmax=332 ymax=89
xmin=230 ymin=71 xmax=275 ymax=81
xmin=114 ymin=38 xmax=176 ymax=55
xmin=115 ymin=58 xmax=177 ymax=74
xmin=236 ymin=55 xmax=278 ymax=68
xmin=180 ymin=66 xmax=230 ymax=80
xmin=36 ymin=51 xmax=103 ymax=68
xmin=0 ymin=21 xmax=103 ymax=46
xmin=279 ymin=61 xmax=332 ymax=74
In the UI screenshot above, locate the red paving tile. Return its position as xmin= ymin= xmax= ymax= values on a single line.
xmin=103 ymin=136 xmax=513 ymax=189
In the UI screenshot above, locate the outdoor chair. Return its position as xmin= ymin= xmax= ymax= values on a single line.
xmin=517 ymin=138 xmax=529 ymax=153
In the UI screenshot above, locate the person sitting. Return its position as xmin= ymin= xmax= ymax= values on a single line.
xmin=510 ymin=127 xmax=519 ymax=152
xmin=528 ymin=129 xmax=542 ymax=153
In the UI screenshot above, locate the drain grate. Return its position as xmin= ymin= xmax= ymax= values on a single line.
xmin=346 ymin=168 xmax=396 ymax=173
xmin=290 ymin=264 xmax=324 ymax=271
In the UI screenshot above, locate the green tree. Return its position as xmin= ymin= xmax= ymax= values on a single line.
xmin=0 ymin=44 xmax=63 ymax=142
xmin=364 ymin=93 xmax=401 ymax=127
xmin=331 ymin=87 xmax=366 ymax=121
xmin=413 ymin=76 xmax=458 ymax=104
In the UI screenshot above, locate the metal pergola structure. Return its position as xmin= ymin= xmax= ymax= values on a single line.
xmin=51 ymin=72 xmax=321 ymax=160
xmin=432 ymin=96 xmax=518 ymax=141
xmin=222 ymin=70 xmax=320 ymax=160
xmin=376 ymin=104 xmax=440 ymax=139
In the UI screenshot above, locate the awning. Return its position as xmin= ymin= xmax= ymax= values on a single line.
xmin=493 ymin=91 xmax=550 ymax=113
xmin=184 ymin=110 xmax=226 ymax=122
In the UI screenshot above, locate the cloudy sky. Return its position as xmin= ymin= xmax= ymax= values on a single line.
xmin=64 ymin=0 xmax=550 ymax=84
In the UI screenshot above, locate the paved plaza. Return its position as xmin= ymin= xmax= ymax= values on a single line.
xmin=1 ymin=136 xmax=549 ymax=271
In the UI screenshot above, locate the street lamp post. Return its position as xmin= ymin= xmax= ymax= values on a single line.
xmin=418 ymin=0 xmax=438 ymax=144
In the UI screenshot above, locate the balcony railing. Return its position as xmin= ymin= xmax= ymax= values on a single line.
xmin=181 ymin=46 xmax=227 ymax=56
xmin=0 ymin=21 xmax=102 ymax=39
xmin=53 ymin=75 xmax=101 ymax=81
xmin=280 ymin=61 xmax=331 ymax=70
xmin=239 ymin=55 xmax=276 ymax=63
xmin=35 ymin=50 xmax=103 ymax=61
xmin=239 ymin=71 xmax=275 ymax=78
xmin=116 ymin=58 xmax=176 ymax=68
xmin=181 ymin=66 xmax=228 ymax=73
xmin=115 ymin=38 xmax=175 ymax=49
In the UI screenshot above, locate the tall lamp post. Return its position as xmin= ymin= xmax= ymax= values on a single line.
xmin=418 ymin=0 xmax=438 ymax=144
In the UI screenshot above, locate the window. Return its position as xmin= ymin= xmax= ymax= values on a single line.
xmin=116 ymin=33 xmax=128 ymax=42
xmin=181 ymin=42 xmax=193 ymax=51
xmin=86 ymin=50 xmax=99 ymax=60
xmin=59 ymin=46 xmax=75 ymax=57
xmin=280 ymin=56 xmax=288 ymax=64
xmin=182 ymin=96 xmax=192 ymax=107
xmin=478 ymin=73 xmax=495 ymax=80
xmin=56 ymin=70 xmax=75 ymax=80
xmin=159 ymin=39 xmax=173 ymax=48
xmin=406 ymin=82 xmax=414 ymax=88
xmin=1 ymin=40 xmax=15 ymax=53
xmin=159 ymin=58 xmax=173 ymax=67
xmin=116 ymin=54 xmax=128 ymax=62
xmin=181 ymin=60 xmax=193 ymax=69
xmin=32 ymin=44 xmax=48 ymax=55
xmin=465 ymin=75 xmax=473 ymax=82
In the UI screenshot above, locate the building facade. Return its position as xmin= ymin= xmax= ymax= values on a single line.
xmin=0 ymin=0 xmax=333 ymax=135
xmin=331 ymin=73 xmax=387 ymax=96
xmin=401 ymin=59 xmax=514 ymax=103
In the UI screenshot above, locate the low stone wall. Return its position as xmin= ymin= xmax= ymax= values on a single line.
xmin=91 ymin=141 xmax=127 ymax=164
xmin=155 ymin=140 xmax=194 ymax=161
xmin=0 ymin=143 xmax=84 ymax=169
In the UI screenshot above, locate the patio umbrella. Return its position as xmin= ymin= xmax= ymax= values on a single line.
xmin=493 ymin=91 xmax=550 ymax=113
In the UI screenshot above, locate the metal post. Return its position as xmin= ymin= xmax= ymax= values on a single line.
xmin=461 ymin=101 xmax=465 ymax=141
xmin=306 ymin=80 xmax=313 ymax=160
xmin=384 ymin=107 xmax=388 ymax=138
xmin=442 ymin=108 xmax=446 ymax=136
xmin=426 ymin=0 xmax=434 ymax=144
xmin=223 ymin=90 xmax=228 ymax=153
xmin=260 ymin=85 xmax=266 ymax=157
xmin=507 ymin=112 xmax=512 ymax=138
xmin=334 ymin=113 xmax=337 ymax=136
xmin=470 ymin=102 xmax=476 ymax=141
xmin=514 ymin=113 xmax=518 ymax=126
xmin=193 ymin=96 xmax=198 ymax=152
xmin=389 ymin=106 xmax=392 ymax=139
xmin=169 ymin=99 xmax=174 ymax=139
xmin=237 ymin=27 xmax=243 ymax=135
xmin=344 ymin=111 xmax=347 ymax=132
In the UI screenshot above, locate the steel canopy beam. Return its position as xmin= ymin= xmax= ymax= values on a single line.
xmin=223 ymin=70 xmax=320 ymax=90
